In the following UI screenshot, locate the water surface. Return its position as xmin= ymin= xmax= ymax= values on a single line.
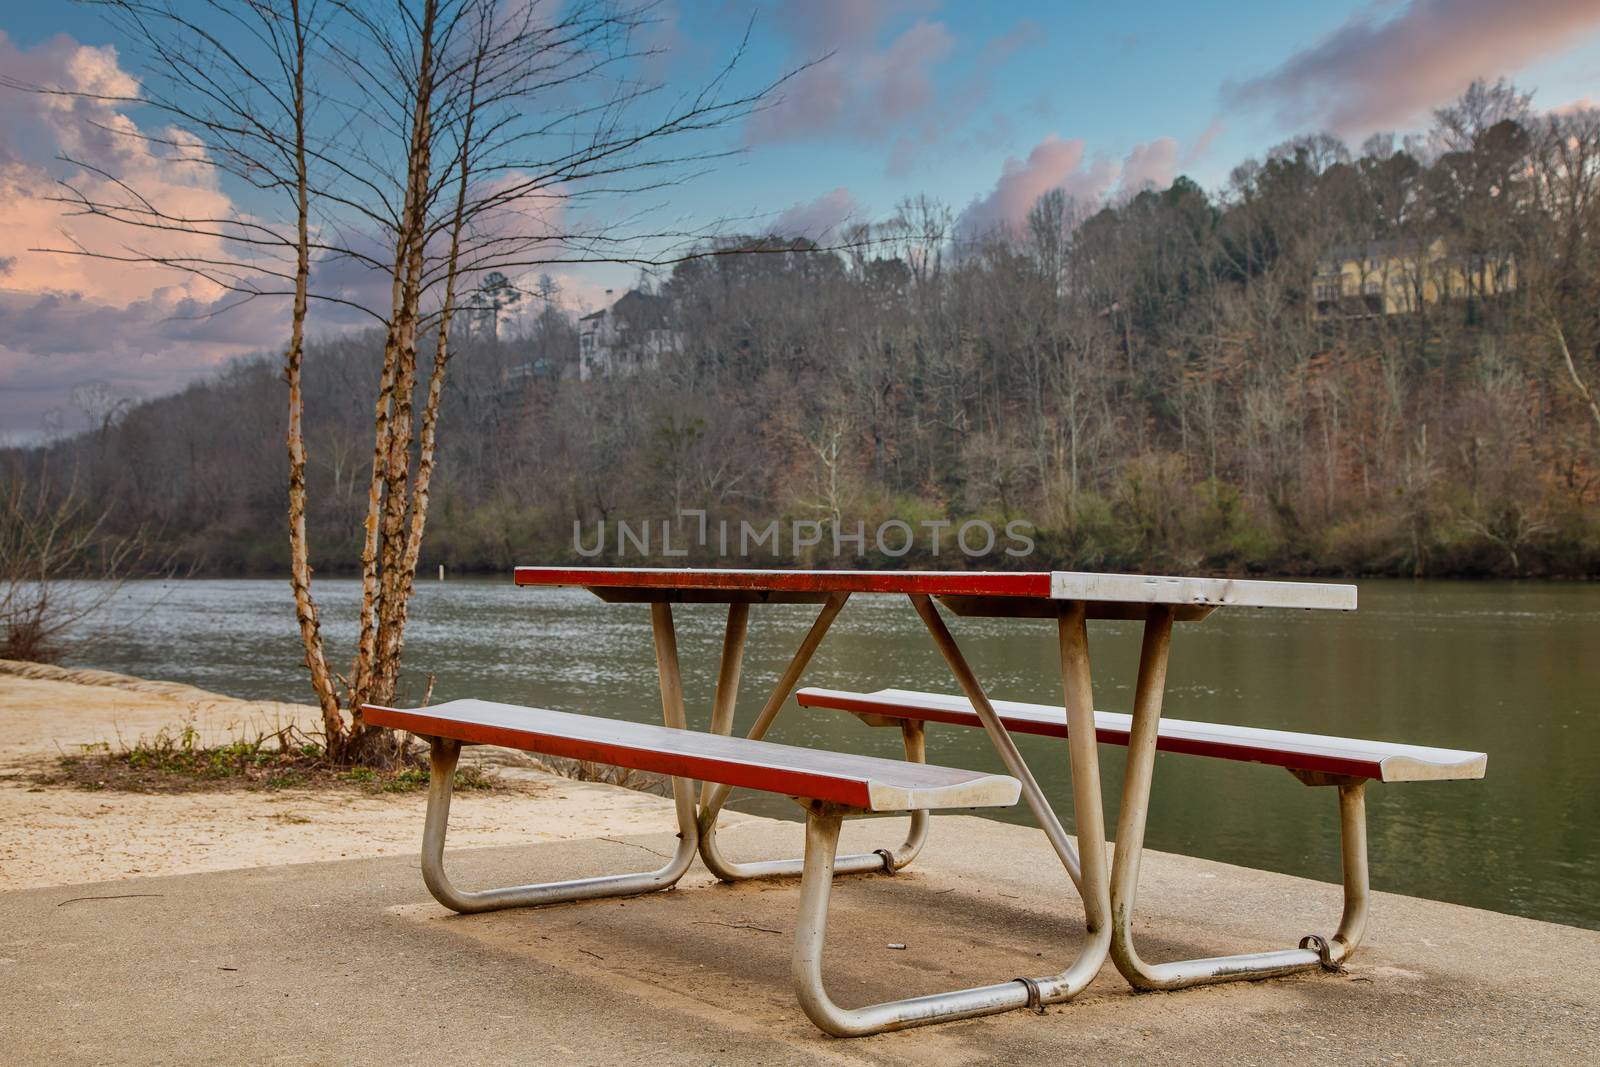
xmin=62 ymin=577 xmax=1600 ymax=930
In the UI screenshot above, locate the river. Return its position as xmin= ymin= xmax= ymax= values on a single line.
xmin=58 ymin=576 xmax=1600 ymax=930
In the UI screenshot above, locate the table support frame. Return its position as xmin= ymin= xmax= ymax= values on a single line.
xmin=1106 ymin=606 xmax=1371 ymax=989
xmin=692 ymin=593 xmax=932 ymax=880
xmin=787 ymin=597 xmax=1113 ymax=1033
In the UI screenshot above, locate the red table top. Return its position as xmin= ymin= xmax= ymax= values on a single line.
xmin=513 ymin=566 xmax=1050 ymax=598
xmin=512 ymin=566 xmax=1356 ymax=613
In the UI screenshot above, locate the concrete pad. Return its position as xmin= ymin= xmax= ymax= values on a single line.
xmin=1 ymin=813 xmax=1596 ymax=1065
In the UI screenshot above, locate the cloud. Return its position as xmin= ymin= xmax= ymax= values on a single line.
xmin=0 ymin=286 xmax=287 ymax=438
xmin=747 ymin=2 xmax=952 ymax=145
xmin=1183 ymin=119 xmax=1226 ymax=165
xmin=770 ymin=186 xmax=859 ymax=240
xmin=1222 ymin=0 xmax=1600 ymax=137
xmin=889 ymin=17 xmax=1048 ymax=177
xmin=1551 ymin=96 xmax=1598 ymax=116
xmin=0 ymin=32 xmax=288 ymax=436
xmin=860 ymin=20 xmax=953 ymax=127
xmin=0 ymin=27 xmax=614 ymax=438
xmin=537 ymin=267 xmax=623 ymax=317
xmin=978 ymin=19 xmax=1043 ymax=65
xmin=957 ymin=133 xmax=1195 ymax=239
xmin=745 ymin=7 xmax=1051 ymax=177
xmin=0 ymin=33 xmax=242 ymax=309
xmin=1118 ymin=138 xmax=1179 ymax=198
xmin=956 ymin=137 xmax=1110 ymax=239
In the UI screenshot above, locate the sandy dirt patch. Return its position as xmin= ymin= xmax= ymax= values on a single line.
xmin=0 ymin=659 xmax=724 ymax=890
xmin=0 ymin=662 xmax=315 ymax=760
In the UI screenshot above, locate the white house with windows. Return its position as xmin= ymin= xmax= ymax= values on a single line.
xmin=577 ymin=289 xmax=679 ymax=381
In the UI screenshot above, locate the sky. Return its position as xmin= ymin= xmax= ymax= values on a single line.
xmin=2 ymin=0 xmax=1599 ymax=441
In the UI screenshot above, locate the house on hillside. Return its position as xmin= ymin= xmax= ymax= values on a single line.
xmin=1314 ymin=238 xmax=1517 ymax=318
xmin=578 ymin=289 xmax=678 ymax=381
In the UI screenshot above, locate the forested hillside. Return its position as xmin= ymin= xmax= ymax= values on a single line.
xmin=11 ymin=83 xmax=1600 ymax=578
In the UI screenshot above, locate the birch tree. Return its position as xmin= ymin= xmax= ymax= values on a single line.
xmin=25 ymin=0 xmax=782 ymax=762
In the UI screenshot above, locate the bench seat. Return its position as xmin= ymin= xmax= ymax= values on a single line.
xmin=795 ymin=687 xmax=1487 ymax=783
xmin=363 ymin=698 xmax=1021 ymax=812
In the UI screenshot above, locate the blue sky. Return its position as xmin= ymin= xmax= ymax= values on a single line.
xmin=2 ymin=0 xmax=1599 ymax=437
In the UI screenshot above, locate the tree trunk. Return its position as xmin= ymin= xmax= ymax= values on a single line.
xmin=281 ymin=0 xmax=341 ymax=741
xmin=1553 ymin=321 xmax=1600 ymax=440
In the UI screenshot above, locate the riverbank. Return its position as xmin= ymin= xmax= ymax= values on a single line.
xmin=0 ymin=660 xmax=717 ymax=889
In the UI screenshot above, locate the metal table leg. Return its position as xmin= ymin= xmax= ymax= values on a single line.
xmin=1107 ymin=605 xmax=1370 ymax=989
xmin=697 ymin=594 xmax=929 ymax=881
xmin=909 ymin=594 xmax=1112 ymax=1006
xmin=792 ymin=802 xmax=1041 ymax=1036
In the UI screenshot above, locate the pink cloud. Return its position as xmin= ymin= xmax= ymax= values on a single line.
xmin=745 ymin=1 xmax=952 ymax=144
xmin=745 ymin=8 xmax=1049 ymax=178
xmin=958 ymin=133 xmax=1196 ymax=239
xmin=885 ymin=17 xmax=1044 ymax=176
xmin=1183 ymin=119 xmax=1226 ymax=165
xmin=958 ymin=136 xmax=1086 ymax=238
xmin=770 ymin=186 xmax=859 ymax=240
xmin=0 ymin=33 xmax=248 ymax=310
xmin=978 ymin=19 xmax=1043 ymax=65
xmin=0 ymin=32 xmax=289 ymax=436
xmin=1551 ymin=96 xmax=1597 ymax=116
xmin=1222 ymin=0 xmax=1600 ymax=137
xmin=1118 ymin=137 xmax=1179 ymax=198
xmin=860 ymin=20 xmax=954 ymax=128
xmin=772 ymin=0 xmax=937 ymax=55
xmin=0 ymin=28 xmax=599 ymax=436
xmin=957 ymin=136 xmax=1113 ymax=238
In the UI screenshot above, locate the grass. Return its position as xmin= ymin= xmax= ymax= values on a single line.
xmin=42 ymin=721 xmax=506 ymax=795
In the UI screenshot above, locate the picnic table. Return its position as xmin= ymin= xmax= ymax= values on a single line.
xmin=366 ymin=566 xmax=1485 ymax=1037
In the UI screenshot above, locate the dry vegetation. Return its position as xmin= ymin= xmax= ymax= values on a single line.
xmin=36 ymin=721 xmax=506 ymax=795
xmin=0 ymin=467 xmax=149 ymax=662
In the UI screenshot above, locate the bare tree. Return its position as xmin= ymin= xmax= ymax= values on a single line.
xmin=1551 ymin=320 xmax=1600 ymax=439
xmin=1528 ymin=108 xmax=1600 ymax=443
xmin=70 ymin=382 xmax=138 ymax=438
xmin=20 ymin=0 xmax=788 ymax=762
xmin=0 ymin=463 xmax=147 ymax=662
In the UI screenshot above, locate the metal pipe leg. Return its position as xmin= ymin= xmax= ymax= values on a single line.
xmin=701 ymin=718 xmax=930 ymax=881
xmin=904 ymin=595 xmax=1111 ymax=1006
xmin=1037 ymin=602 xmax=1114 ymax=1004
xmin=910 ymin=594 xmax=1085 ymax=890
xmin=419 ymin=736 xmax=699 ymax=914
xmin=696 ymin=593 xmax=928 ymax=881
xmin=699 ymin=601 xmax=750 ymax=810
xmin=873 ymin=722 xmax=931 ymax=872
xmin=792 ymin=805 xmax=1037 ymax=1037
xmin=1325 ymin=781 xmax=1370 ymax=964
xmin=1108 ymin=607 xmax=1370 ymax=989
xmin=698 ymin=593 xmax=845 ymax=853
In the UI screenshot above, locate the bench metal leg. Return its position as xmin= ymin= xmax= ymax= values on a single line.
xmin=793 ymin=804 xmax=1054 ymax=1036
xmin=908 ymin=595 xmax=1113 ymax=1007
xmin=1107 ymin=606 xmax=1370 ymax=989
xmin=696 ymin=596 xmax=929 ymax=881
xmin=420 ymin=737 xmax=700 ymax=914
xmin=416 ymin=601 xmax=702 ymax=914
